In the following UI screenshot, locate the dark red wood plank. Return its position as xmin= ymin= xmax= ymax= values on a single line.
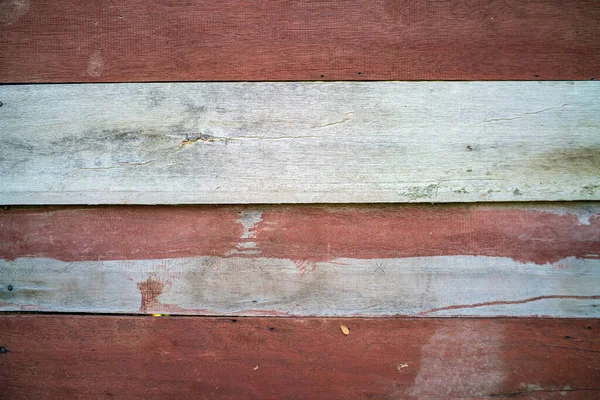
xmin=1 ymin=0 xmax=599 ymax=82
xmin=0 ymin=316 xmax=599 ymax=399
xmin=1 ymin=204 xmax=598 ymax=265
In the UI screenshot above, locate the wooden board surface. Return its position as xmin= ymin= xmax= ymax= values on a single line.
xmin=0 ymin=1 xmax=599 ymax=82
xmin=1 ymin=316 xmax=599 ymax=399
xmin=1 ymin=82 xmax=598 ymax=204
xmin=2 ymin=203 xmax=598 ymax=317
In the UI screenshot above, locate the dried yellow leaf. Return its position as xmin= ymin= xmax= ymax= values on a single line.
xmin=340 ymin=325 xmax=350 ymax=335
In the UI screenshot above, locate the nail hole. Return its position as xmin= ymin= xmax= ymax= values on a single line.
xmin=252 ymin=300 xmax=257 ymax=303
xmin=564 ymin=335 xmax=574 ymax=339
xmin=231 ymin=319 xmax=238 ymax=323
xmin=269 ymin=327 xmax=276 ymax=332
xmin=7 ymin=285 xmax=12 ymax=291
xmin=534 ymin=75 xmax=540 ymax=78
xmin=587 ymin=325 xmax=593 ymax=330
xmin=320 ymin=75 xmax=324 ymax=78
xmin=0 ymin=101 xmax=3 ymax=107
xmin=357 ymin=72 xmax=362 ymax=75
xmin=466 ymin=145 xmax=472 ymax=151
xmin=0 ymin=347 xmax=8 ymax=354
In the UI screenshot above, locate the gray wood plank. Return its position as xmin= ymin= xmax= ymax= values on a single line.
xmin=1 ymin=256 xmax=598 ymax=317
xmin=0 ymin=82 xmax=598 ymax=204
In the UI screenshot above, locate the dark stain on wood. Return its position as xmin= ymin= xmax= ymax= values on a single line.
xmin=529 ymin=147 xmax=600 ymax=179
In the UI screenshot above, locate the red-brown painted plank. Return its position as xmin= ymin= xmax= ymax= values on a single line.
xmin=1 ymin=204 xmax=598 ymax=265
xmin=0 ymin=0 xmax=599 ymax=82
xmin=0 ymin=316 xmax=598 ymax=399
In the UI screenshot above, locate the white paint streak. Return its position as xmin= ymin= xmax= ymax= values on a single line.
xmin=0 ymin=0 xmax=29 ymax=25
xmin=411 ymin=321 xmax=506 ymax=397
xmin=86 ymin=51 xmax=104 ymax=77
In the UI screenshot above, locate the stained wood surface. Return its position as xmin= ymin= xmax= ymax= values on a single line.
xmin=1 ymin=82 xmax=599 ymax=204
xmin=1 ymin=1 xmax=599 ymax=82
xmin=2 ymin=203 xmax=598 ymax=316
xmin=1 ymin=316 xmax=599 ymax=399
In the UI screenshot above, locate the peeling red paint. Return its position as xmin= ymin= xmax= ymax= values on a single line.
xmin=135 ymin=274 xmax=219 ymax=315
xmin=0 ymin=206 xmax=244 ymax=262
xmin=1 ymin=205 xmax=599 ymax=265
xmin=137 ymin=274 xmax=168 ymax=313
xmin=292 ymin=259 xmax=319 ymax=276
xmin=253 ymin=206 xmax=600 ymax=265
xmin=417 ymin=295 xmax=600 ymax=316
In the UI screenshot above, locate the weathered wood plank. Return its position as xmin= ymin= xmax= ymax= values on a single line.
xmin=2 ymin=204 xmax=598 ymax=316
xmin=1 ymin=316 xmax=599 ymax=399
xmin=2 ymin=255 xmax=598 ymax=317
xmin=1 ymin=1 xmax=599 ymax=82
xmin=1 ymin=82 xmax=598 ymax=204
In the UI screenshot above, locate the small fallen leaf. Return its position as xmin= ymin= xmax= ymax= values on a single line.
xmin=253 ymin=364 xmax=259 ymax=370
xmin=397 ymin=363 xmax=409 ymax=371
xmin=340 ymin=325 xmax=350 ymax=335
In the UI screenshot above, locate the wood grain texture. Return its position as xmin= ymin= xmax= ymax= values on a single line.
xmin=2 ymin=203 xmax=598 ymax=316
xmin=1 ymin=316 xmax=599 ymax=399
xmin=1 ymin=82 xmax=598 ymax=204
xmin=0 ymin=0 xmax=599 ymax=82
xmin=2 ymin=255 xmax=598 ymax=317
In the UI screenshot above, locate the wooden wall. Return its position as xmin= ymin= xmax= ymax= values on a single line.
xmin=1 ymin=0 xmax=599 ymax=82
xmin=0 ymin=1 xmax=599 ymax=398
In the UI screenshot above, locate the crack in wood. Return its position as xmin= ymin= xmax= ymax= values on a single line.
xmin=466 ymin=104 xmax=569 ymax=127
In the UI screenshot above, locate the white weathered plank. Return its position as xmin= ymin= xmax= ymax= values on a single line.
xmin=0 ymin=82 xmax=598 ymax=204
xmin=1 ymin=256 xmax=598 ymax=317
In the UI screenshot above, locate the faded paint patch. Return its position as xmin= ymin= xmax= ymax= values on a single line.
xmin=0 ymin=0 xmax=29 ymax=25
xmin=411 ymin=320 xmax=506 ymax=397
xmin=87 ymin=51 xmax=104 ymax=77
xmin=227 ymin=209 xmax=263 ymax=255
xmin=2 ymin=205 xmax=599 ymax=265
